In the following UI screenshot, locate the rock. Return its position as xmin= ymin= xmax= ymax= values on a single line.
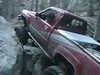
xmin=21 ymin=46 xmax=42 ymax=75
xmin=0 ymin=16 xmax=8 ymax=24
xmin=0 ymin=16 xmax=23 ymax=75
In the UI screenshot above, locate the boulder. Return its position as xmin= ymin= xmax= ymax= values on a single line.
xmin=0 ymin=16 xmax=23 ymax=75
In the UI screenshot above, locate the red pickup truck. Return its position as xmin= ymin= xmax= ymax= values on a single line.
xmin=15 ymin=7 xmax=100 ymax=75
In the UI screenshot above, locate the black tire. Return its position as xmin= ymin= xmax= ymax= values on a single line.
xmin=33 ymin=58 xmax=52 ymax=75
xmin=14 ymin=26 xmax=29 ymax=45
xmin=43 ymin=66 xmax=66 ymax=75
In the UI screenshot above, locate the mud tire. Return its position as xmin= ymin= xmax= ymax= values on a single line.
xmin=43 ymin=66 xmax=66 ymax=75
xmin=14 ymin=26 xmax=29 ymax=45
xmin=33 ymin=58 xmax=52 ymax=75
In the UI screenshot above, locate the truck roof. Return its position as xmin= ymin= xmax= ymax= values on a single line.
xmin=48 ymin=7 xmax=87 ymax=23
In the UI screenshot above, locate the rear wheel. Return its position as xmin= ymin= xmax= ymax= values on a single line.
xmin=43 ymin=66 xmax=66 ymax=75
xmin=14 ymin=26 xmax=29 ymax=45
xmin=33 ymin=57 xmax=53 ymax=75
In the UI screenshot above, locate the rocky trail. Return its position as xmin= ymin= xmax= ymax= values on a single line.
xmin=0 ymin=16 xmax=42 ymax=75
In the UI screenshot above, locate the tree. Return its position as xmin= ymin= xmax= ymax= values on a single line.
xmin=2 ymin=0 xmax=21 ymax=20
xmin=35 ymin=0 xmax=39 ymax=12
xmin=39 ymin=0 xmax=50 ymax=10
xmin=56 ymin=0 xmax=60 ymax=7
xmin=94 ymin=1 xmax=100 ymax=40
xmin=11 ymin=0 xmax=15 ymax=18
xmin=87 ymin=0 xmax=94 ymax=16
xmin=50 ymin=0 xmax=57 ymax=6
xmin=60 ymin=0 xmax=70 ymax=9
xmin=2 ymin=0 xmax=12 ymax=20
xmin=30 ymin=0 xmax=34 ymax=11
xmin=67 ymin=0 xmax=79 ymax=13
xmin=39 ymin=0 xmax=45 ymax=10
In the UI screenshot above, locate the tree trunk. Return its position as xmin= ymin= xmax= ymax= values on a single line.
xmin=2 ymin=0 xmax=8 ymax=16
xmin=56 ymin=0 xmax=60 ymax=7
xmin=11 ymin=0 xmax=15 ymax=18
xmin=50 ymin=0 xmax=57 ymax=6
xmin=30 ymin=0 xmax=34 ymax=11
xmin=36 ymin=0 xmax=39 ymax=12
xmin=94 ymin=2 xmax=100 ymax=40
xmin=87 ymin=0 xmax=94 ymax=16
xmin=67 ymin=0 xmax=79 ymax=13
xmin=2 ymin=0 xmax=12 ymax=20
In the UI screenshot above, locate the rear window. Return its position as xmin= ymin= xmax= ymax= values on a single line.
xmin=58 ymin=15 xmax=87 ymax=35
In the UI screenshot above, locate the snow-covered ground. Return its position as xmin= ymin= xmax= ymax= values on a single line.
xmin=0 ymin=16 xmax=23 ymax=75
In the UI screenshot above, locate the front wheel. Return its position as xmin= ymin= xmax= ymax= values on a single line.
xmin=14 ymin=26 xmax=29 ymax=45
xmin=43 ymin=66 xmax=66 ymax=75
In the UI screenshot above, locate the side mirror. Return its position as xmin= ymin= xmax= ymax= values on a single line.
xmin=35 ymin=13 xmax=40 ymax=19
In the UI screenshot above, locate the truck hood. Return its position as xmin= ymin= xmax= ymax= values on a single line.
xmin=58 ymin=29 xmax=100 ymax=45
xmin=22 ymin=10 xmax=36 ymax=15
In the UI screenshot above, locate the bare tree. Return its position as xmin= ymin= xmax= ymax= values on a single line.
xmin=30 ymin=0 xmax=34 ymax=11
xmin=11 ymin=0 xmax=15 ymax=18
xmin=2 ymin=0 xmax=12 ymax=20
xmin=56 ymin=0 xmax=60 ymax=7
xmin=67 ymin=0 xmax=79 ymax=13
xmin=50 ymin=0 xmax=57 ymax=6
xmin=2 ymin=0 xmax=9 ymax=19
xmin=39 ymin=0 xmax=45 ymax=10
xmin=94 ymin=2 xmax=100 ymax=40
xmin=87 ymin=0 xmax=94 ymax=16
xmin=35 ymin=0 xmax=39 ymax=12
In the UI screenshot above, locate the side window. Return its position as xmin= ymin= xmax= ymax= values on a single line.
xmin=58 ymin=15 xmax=87 ymax=34
xmin=71 ymin=19 xmax=76 ymax=26
xmin=39 ymin=9 xmax=58 ymax=25
xmin=71 ymin=19 xmax=83 ymax=28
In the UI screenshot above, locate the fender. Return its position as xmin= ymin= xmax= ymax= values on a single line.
xmin=53 ymin=45 xmax=82 ymax=75
xmin=21 ymin=10 xmax=31 ymax=24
